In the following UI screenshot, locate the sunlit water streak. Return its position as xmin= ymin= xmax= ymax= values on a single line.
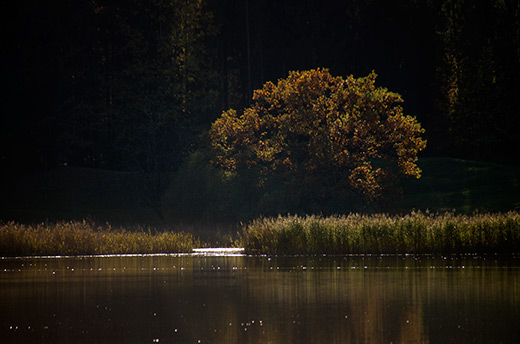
xmin=1 ymin=247 xmax=246 ymax=260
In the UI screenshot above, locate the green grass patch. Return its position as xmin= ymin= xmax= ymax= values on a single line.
xmin=0 ymin=221 xmax=200 ymax=256
xmin=0 ymin=166 xmax=160 ymax=225
xmin=400 ymin=158 xmax=520 ymax=213
xmin=241 ymin=212 xmax=520 ymax=255
xmin=2 ymin=158 xmax=519 ymax=226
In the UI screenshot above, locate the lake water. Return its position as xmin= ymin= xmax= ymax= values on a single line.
xmin=1 ymin=252 xmax=519 ymax=343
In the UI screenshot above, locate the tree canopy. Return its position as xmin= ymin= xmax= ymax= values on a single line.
xmin=210 ymin=69 xmax=426 ymax=211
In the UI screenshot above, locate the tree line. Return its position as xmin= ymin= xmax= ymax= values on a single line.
xmin=2 ymin=0 xmax=519 ymax=172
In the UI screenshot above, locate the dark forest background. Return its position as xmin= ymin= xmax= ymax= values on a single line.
xmin=1 ymin=0 xmax=519 ymax=225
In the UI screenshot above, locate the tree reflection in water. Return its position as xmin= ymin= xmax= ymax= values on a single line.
xmin=1 ymin=254 xmax=519 ymax=343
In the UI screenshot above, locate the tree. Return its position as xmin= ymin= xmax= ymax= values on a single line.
xmin=434 ymin=0 xmax=520 ymax=161
xmin=209 ymin=69 xmax=426 ymax=212
xmin=43 ymin=0 xmax=218 ymax=220
xmin=110 ymin=0 xmax=218 ymax=220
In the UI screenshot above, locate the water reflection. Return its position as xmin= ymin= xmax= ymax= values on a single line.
xmin=1 ymin=254 xmax=519 ymax=343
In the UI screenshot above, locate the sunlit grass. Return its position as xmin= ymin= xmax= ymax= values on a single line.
xmin=4 ymin=212 xmax=519 ymax=256
xmin=241 ymin=211 xmax=520 ymax=254
xmin=0 ymin=221 xmax=200 ymax=256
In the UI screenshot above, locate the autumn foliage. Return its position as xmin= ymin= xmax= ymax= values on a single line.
xmin=210 ymin=69 xmax=426 ymax=210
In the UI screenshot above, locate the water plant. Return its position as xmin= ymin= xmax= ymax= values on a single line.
xmin=0 ymin=221 xmax=200 ymax=256
xmin=241 ymin=211 xmax=520 ymax=254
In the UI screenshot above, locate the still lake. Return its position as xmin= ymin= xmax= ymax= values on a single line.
xmin=1 ymin=252 xmax=519 ymax=343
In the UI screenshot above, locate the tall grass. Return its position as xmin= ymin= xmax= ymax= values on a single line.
xmin=0 ymin=221 xmax=200 ymax=256
xmin=241 ymin=211 xmax=520 ymax=254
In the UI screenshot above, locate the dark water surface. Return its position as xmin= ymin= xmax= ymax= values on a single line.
xmin=1 ymin=253 xmax=519 ymax=343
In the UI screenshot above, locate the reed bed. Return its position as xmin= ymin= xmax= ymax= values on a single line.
xmin=241 ymin=211 xmax=520 ymax=254
xmin=0 ymin=221 xmax=200 ymax=256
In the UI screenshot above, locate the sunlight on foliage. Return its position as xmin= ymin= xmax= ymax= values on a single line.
xmin=242 ymin=211 xmax=520 ymax=255
xmin=0 ymin=221 xmax=199 ymax=256
xmin=210 ymin=69 xmax=426 ymax=206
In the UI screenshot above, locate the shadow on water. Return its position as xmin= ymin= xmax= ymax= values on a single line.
xmin=1 ymin=254 xmax=520 ymax=343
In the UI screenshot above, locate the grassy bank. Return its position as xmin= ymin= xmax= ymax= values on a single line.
xmin=241 ymin=212 xmax=520 ymax=254
xmin=0 ymin=221 xmax=200 ymax=257
xmin=3 ymin=212 xmax=520 ymax=256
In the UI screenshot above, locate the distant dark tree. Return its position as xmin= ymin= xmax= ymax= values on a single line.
xmin=435 ymin=0 xmax=520 ymax=161
xmin=51 ymin=0 xmax=219 ymax=170
xmin=110 ymin=0 xmax=218 ymax=219
xmin=210 ymin=69 xmax=426 ymax=212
